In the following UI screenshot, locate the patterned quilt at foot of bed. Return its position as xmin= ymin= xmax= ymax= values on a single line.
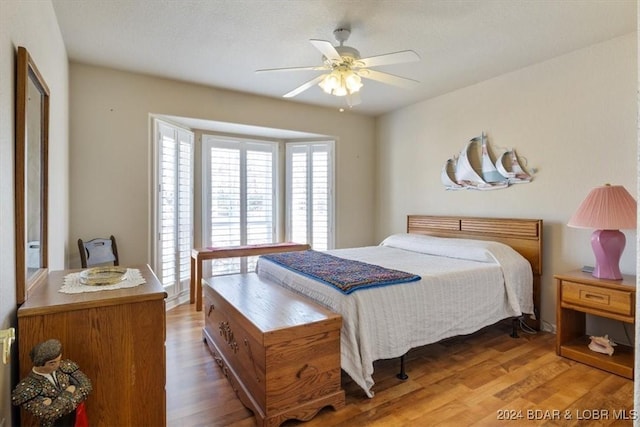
xmin=260 ymin=250 xmax=421 ymax=294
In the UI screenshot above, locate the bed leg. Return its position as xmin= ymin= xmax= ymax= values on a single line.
xmin=396 ymin=355 xmax=409 ymax=380
xmin=510 ymin=317 xmax=519 ymax=338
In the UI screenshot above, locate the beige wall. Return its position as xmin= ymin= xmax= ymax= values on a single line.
xmin=68 ymin=64 xmax=376 ymax=267
xmin=0 ymin=0 xmax=68 ymax=424
xmin=1 ymin=1 xmax=638 ymax=419
xmin=376 ymin=33 xmax=638 ymax=333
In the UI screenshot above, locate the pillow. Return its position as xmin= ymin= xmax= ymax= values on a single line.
xmin=379 ymin=233 xmax=497 ymax=263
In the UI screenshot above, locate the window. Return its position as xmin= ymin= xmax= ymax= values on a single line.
xmin=152 ymin=121 xmax=334 ymax=299
xmin=153 ymin=120 xmax=193 ymax=296
xmin=202 ymin=135 xmax=277 ymax=275
xmin=286 ymin=141 xmax=334 ymax=250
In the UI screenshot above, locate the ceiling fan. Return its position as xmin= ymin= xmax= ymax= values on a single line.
xmin=256 ymin=28 xmax=420 ymax=107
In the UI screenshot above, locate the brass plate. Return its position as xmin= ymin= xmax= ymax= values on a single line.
xmin=79 ymin=267 xmax=127 ymax=286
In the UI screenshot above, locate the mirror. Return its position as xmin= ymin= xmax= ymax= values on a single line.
xmin=15 ymin=46 xmax=49 ymax=304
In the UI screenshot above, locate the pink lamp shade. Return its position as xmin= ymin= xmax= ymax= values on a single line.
xmin=567 ymin=184 xmax=637 ymax=280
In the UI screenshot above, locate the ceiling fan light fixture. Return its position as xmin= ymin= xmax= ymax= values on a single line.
xmin=345 ymin=71 xmax=363 ymax=92
xmin=318 ymin=69 xmax=362 ymax=97
xmin=332 ymin=85 xmax=347 ymax=97
xmin=319 ymin=71 xmax=340 ymax=94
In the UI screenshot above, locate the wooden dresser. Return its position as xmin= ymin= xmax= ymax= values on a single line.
xmin=203 ymin=273 xmax=345 ymax=427
xmin=17 ymin=265 xmax=167 ymax=427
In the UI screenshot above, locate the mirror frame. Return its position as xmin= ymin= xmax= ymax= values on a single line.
xmin=15 ymin=46 xmax=49 ymax=304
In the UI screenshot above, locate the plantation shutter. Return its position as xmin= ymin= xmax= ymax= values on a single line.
xmin=289 ymin=149 xmax=308 ymax=245
xmin=246 ymin=148 xmax=274 ymax=244
xmin=156 ymin=121 xmax=193 ymax=291
xmin=203 ymin=136 xmax=276 ymax=275
xmin=286 ymin=142 xmax=334 ymax=250
xmin=311 ymin=148 xmax=330 ymax=250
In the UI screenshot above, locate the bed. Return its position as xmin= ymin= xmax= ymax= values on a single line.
xmin=255 ymin=215 xmax=543 ymax=397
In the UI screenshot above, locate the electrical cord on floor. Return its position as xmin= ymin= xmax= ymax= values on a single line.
xmin=518 ymin=316 xmax=538 ymax=335
xmin=621 ymin=321 xmax=633 ymax=346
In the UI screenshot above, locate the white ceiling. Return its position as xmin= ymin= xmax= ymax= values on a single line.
xmin=51 ymin=0 xmax=636 ymax=117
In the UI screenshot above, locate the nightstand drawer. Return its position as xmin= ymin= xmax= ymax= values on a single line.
xmin=562 ymin=281 xmax=632 ymax=316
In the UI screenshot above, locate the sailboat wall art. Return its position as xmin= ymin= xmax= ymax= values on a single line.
xmin=441 ymin=133 xmax=534 ymax=191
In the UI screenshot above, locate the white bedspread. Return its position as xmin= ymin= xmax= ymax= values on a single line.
xmin=255 ymin=234 xmax=533 ymax=397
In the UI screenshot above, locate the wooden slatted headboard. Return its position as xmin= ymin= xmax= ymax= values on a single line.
xmin=407 ymin=215 xmax=543 ymax=329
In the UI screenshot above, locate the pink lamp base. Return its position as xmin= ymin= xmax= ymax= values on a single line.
xmin=591 ymin=229 xmax=625 ymax=280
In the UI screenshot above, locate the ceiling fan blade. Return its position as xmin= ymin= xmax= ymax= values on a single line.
xmin=256 ymin=65 xmax=328 ymax=73
xmin=310 ymin=39 xmax=342 ymax=62
xmin=283 ymin=74 xmax=326 ymax=98
xmin=357 ymin=69 xmax=419 ymax=88
xmin=357 ymin=50 xmax=420 ymax=68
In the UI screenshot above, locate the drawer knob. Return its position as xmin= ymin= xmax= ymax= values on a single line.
xmin=584 ymin=293 xmax=605 ymax=301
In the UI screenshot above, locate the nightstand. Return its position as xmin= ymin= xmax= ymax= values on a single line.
xmin=555 ymin=270 xmax=635 ymax=379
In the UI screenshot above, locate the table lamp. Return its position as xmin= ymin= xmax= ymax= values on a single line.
xmin=567 ymin=184 xmax=637 ymax=280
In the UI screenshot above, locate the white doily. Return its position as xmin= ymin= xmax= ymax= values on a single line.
xmin=60 ymin=268 xmax=146 ymax=294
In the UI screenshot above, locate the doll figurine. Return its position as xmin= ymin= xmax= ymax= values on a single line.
xmin=12 ymin=339 xmax=92 ymax=427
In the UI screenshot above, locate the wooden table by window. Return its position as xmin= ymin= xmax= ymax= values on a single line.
xmin=17 ymin=265 xmax=167 ymax=427
xmin=190 ymin=242 xmax=310 ymax=311
xmin=555 ymin=269 xmax=635 ymax=379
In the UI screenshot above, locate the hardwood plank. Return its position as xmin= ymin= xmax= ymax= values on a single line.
xmin=166 ymin=303 xmax=633 ymax=426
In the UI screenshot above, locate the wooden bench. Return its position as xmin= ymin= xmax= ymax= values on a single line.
xmin=190 ymin=242 xmax=310 ymax=311
xmin=202 ymin=273 xmax=345 ymax=427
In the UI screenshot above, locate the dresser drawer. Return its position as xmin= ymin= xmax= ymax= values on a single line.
xmin=562 ymin=280 xmax=633 ymax=316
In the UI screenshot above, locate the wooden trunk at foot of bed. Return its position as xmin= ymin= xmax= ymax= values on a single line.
xmin=202 ymin=273 xmax=345 ymax=426
xmin=407 ymin=215 xmax=543 ymax=330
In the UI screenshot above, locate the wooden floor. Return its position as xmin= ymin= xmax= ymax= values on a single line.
xmin=166 ymin=303 xmax=634 ymax=426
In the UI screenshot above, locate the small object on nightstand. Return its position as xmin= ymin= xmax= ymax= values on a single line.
xmin=581 ymin=265 xmax=594 ymax=273
xmin=588 ymin=335 xmax=616 ymax=356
